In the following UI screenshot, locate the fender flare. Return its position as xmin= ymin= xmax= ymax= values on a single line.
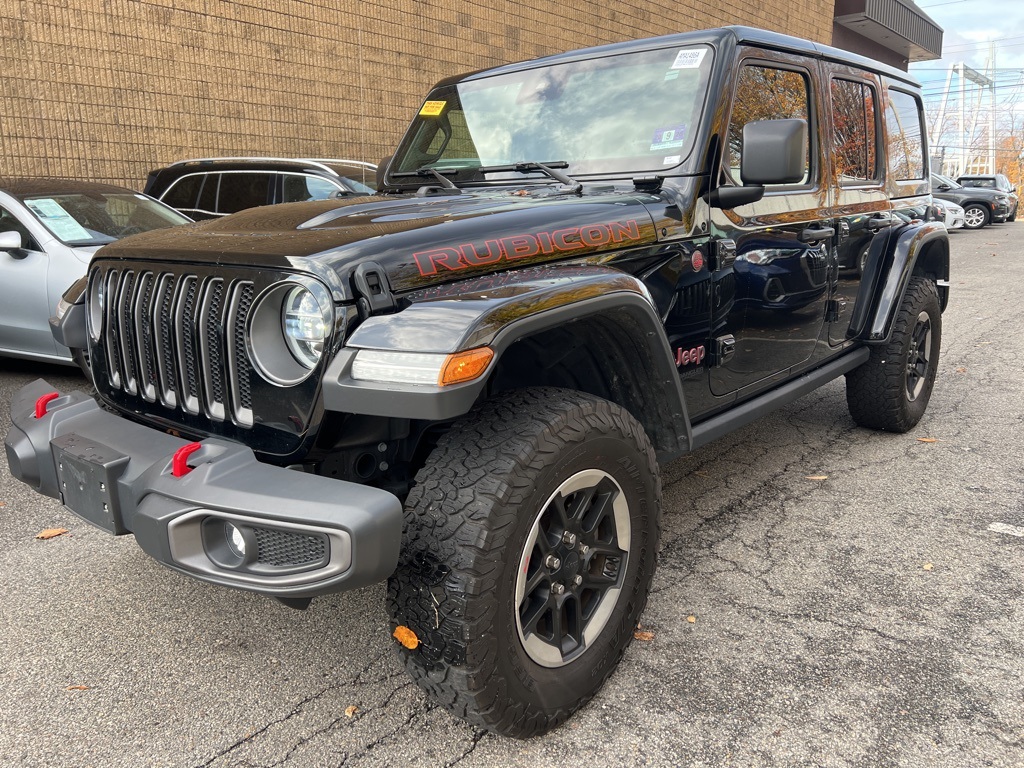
xmin=848 ymin=221 xmax=948 ymax=344
xmin=322 ymin=264 xmax=691 ymax=454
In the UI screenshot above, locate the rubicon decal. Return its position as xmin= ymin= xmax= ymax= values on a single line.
xmin=412 ymin=219 xmax=643 ymax=276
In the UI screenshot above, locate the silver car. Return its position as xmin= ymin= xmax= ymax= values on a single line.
xmin=0 ymin=179 xmax=191 ymax=364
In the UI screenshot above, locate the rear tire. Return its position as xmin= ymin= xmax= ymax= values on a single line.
xmin=387 ymin=388 xmax=661 ymax=737
xmin=846 ymin=277 xmax=941 ymax=432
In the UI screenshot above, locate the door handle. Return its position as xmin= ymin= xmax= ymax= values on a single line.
xmin=798 ymin=226 xmax=835 ymax=243
xmin=866 ymin=214 xmax=895 ymax=232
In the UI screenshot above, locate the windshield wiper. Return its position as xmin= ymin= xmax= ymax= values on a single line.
xmin=478 ymin=161 xmax=582 ymax=194
xmin=389 ymin=167 xmax=459 ymax=190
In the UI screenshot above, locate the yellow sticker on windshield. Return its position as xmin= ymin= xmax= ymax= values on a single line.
xmin=419 ymin=100 xmax=446 ymax=116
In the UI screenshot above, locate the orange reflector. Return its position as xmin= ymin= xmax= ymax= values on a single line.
xmin=439 ymin=347 xmax=494 ymax=386
xmin=393 ymin=625 xmax=420 ymax=650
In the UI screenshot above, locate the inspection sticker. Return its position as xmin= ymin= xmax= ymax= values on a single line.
xmin=671 ymin=48 xmax=706 ymax=69
xmin=663 ymin=155 xmax=681 ymax=165
xmin=419 ymin=100 xmax=447 ymax=116
xmin=650 ymin=124 xmax=686 ymax=151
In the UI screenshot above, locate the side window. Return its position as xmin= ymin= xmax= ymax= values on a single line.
xmin=831 ymin=79 xmax=878 ymax=183
xmin=885 ymin=89 xmax=926 ymax=181
xmin=197 ymin=174 xmax=218 ymax=213
xmin=217 ymin=173 xmax=271 ymax=214
xmin=161 ymin=175 xmax=203 ymax=209
xmin=727 ymin=64 xmax=812 ymax=185
xmin=281 ymin=174 xmax=344 ymax=202
xmin=0 ymin=206 xmax=41 ymax=251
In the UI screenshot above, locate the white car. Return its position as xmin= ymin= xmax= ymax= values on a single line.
xmin=932 ymin=197 xmax=965 ymax=230
xmin=0 ymin=179 xmax=191 ymax=364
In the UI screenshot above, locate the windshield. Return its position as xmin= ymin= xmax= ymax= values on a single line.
xmin=20 ymin=191 xmax=190 ymax=246
xmin=391 ymin=45 xmax=714 ymax=181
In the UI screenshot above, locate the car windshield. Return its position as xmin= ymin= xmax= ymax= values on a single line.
xmin=934 ymin=173 xmax=962 ymax=189
xmin=19 ymin=191 xmax=190 ymax=246
xmin=390 ymin=45 xmax=714 ymax=181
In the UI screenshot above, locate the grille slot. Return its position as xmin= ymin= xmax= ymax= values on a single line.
xmin=95 ymin=267 xmax=259 ymax=429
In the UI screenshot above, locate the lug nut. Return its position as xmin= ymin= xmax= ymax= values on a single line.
xmin=545 ymin=555 xmax=561 ymax=570
xmin=562 ymin=531 xmax=577 ymax=547
xmin=580 ymin=544 xmax=590 ymax=556
xmin=551 ymin=583 xmax=565 ymax=595
xmin=572 ymin=575 xmax=583 ymax=587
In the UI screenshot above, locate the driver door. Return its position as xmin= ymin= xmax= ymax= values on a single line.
xmin=0 ymin=204 xmax=59 ymax=358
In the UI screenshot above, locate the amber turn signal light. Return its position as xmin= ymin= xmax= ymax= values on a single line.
xmin=439 ymin=347 xmax=494 ymax=386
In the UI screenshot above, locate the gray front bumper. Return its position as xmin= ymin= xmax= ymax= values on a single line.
xmin=5 ymin=379 xmax=403 ymax=598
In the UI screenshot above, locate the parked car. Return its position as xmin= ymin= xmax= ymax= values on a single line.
xmin=143 ymin=157 xmax=377 ymax=220
xmin=931 ymin=197 xmax=965 ymax=230
xmin=955 ymin=173 xmax=1018 ymax=221
xmin=0 ymin=179 xmax=190 ymax=364
xmin=931 ymin=172 xmax=1010 ymax=229
xmin=11 ymin=26 xmax=949 ymax=737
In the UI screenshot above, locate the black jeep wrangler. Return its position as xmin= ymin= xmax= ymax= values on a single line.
xmin=6 ymin=26 xmax=948 ymax=737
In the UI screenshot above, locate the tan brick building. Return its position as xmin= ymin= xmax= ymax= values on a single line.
xmin=2 ymin=0 xmax=938 ymax=189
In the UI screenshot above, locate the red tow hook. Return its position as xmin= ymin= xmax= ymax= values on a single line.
xmin=172 ymin=442 xmax=203 ymax=478
xmin=34 ymin=392 xmax=60 ymax=419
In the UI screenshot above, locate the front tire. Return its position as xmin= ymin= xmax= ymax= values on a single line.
xmin=387 ymin=388 xmax=661 ymax=737
xmin=846 ymin=277 xmax=941 ymax=432
xmin=962 ymin=203 xmax=990 ymax=229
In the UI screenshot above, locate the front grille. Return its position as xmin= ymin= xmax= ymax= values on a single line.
xmin=254 ymin=527 xmax=328 ymax=567
xmin=95 ymin=267 xmax=256 ymax=428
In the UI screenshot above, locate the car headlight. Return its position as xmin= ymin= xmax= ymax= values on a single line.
xmin=283 ymin=286 xmax=329 ymax=369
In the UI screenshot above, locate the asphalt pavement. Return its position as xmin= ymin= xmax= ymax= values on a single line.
xmin=1 ymin=224 xmax=1021 ymax=767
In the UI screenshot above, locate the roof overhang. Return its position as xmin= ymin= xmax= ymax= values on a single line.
xmin=835 ymin=0 xmax=943 ymax=62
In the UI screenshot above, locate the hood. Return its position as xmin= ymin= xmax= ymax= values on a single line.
xmin=96 ymin=187 xmax=662 ymax=300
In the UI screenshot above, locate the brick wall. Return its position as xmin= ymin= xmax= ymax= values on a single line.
xmin=2 ymin=0 xmax=833 ymax=189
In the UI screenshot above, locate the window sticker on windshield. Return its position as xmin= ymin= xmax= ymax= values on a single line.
xmin=664 ymin=70 xmax=680 ymax=81
xmin=419 ymin=100 xmax=446 ymax=117
xmin=671 ymin=48 xmax=706 ymax=69
xmin=663 ymin=155 xmax=681 ymax=165
xmin=24 ymin=198 xmax=91 ymax=242
xmin=650 ymin=124 xmax=687 ymax=151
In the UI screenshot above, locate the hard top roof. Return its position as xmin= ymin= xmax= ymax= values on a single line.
xmin=443 ymin=25 xmax=919 ymax=90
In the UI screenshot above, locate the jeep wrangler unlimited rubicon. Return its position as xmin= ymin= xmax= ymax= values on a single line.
xmin=6 ymin=26 xmax=948 ymax=737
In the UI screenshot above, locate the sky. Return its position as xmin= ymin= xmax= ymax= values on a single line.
xmin=909 ymin=0 xmax=1024 ymax=168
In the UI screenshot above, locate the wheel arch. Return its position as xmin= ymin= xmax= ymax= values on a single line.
xmin=322 ymin=265 xmax=691 ymax=456
xmin=848 ymin=221 xmax=948 ymax=344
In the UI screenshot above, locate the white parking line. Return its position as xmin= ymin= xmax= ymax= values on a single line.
xmin=988 ymin=522 xmax=1024 ymax=538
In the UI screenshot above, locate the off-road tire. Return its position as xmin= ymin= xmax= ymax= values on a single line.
xmin=387 ymin=387 xmax=661 ymax=738
xmin=962 ymin=203 xmax=989 ymax=229
xmin=846 ymin=277 xmax=941 ymax=432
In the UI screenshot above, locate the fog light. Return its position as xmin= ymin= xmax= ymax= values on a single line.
xmin=226 ymin=523 xmax=247 ymax=557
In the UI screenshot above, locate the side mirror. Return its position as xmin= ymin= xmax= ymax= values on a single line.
xmin=740 ymin=119 xmax=807 ymax=185
xmin=937 ymin=184 xmax=951 ymax=191
xmin=0 ymin=230 xmax=23 ymax=252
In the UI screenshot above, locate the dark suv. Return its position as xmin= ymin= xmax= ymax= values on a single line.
xmin=143 ymin=157 xmax=377 ymax=220
xmin=956 ymin=173 xmax=1018 ymax=221
xmin=931 ymin=172 xmax=1010 ymax=228
xmin=9 ymin=26 xmax=949 ymax=738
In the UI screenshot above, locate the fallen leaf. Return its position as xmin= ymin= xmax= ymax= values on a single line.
xmin=694 ymin=470 xmax=710 ymax=478
xmin=916 ymin=437 xmax=940 ymax=443
xmin=66 ymin=685 xmax=90 ymax=691
xmin=955 ymin=367 xmax=967 ymax=374
xmin=36 ymin=528 xmax=69 ymax=540
xmin=344 ymin=705 xmax=358 ymax=718
xmin=686 ymin=615 xmax=697 ymax=624
xmin=923 ymin=562 xmax=934 ymax=571
xmin=633 ymin=630 xmax=655 ymax=641
xmin=804 ymin=475 xmax=828 ymax=481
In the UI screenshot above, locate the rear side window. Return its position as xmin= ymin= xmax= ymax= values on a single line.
xmin=885 ymin=89 xmax=926 ymax=181
xmin=281 ymin=174 xmax=343 ymax=202
xmin=161 ymin=175 xmax=202 ymax=209
xmin=831 ymin=79 xmax=878 ymax=183
xmin=217 ymin=173 xmax=271 ymax=214
xmin=727 ymin=64 xmax=812 ymax=186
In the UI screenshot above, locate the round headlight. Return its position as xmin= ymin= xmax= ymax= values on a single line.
xmin=282 ymin=286 xmax=329 ymax=369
